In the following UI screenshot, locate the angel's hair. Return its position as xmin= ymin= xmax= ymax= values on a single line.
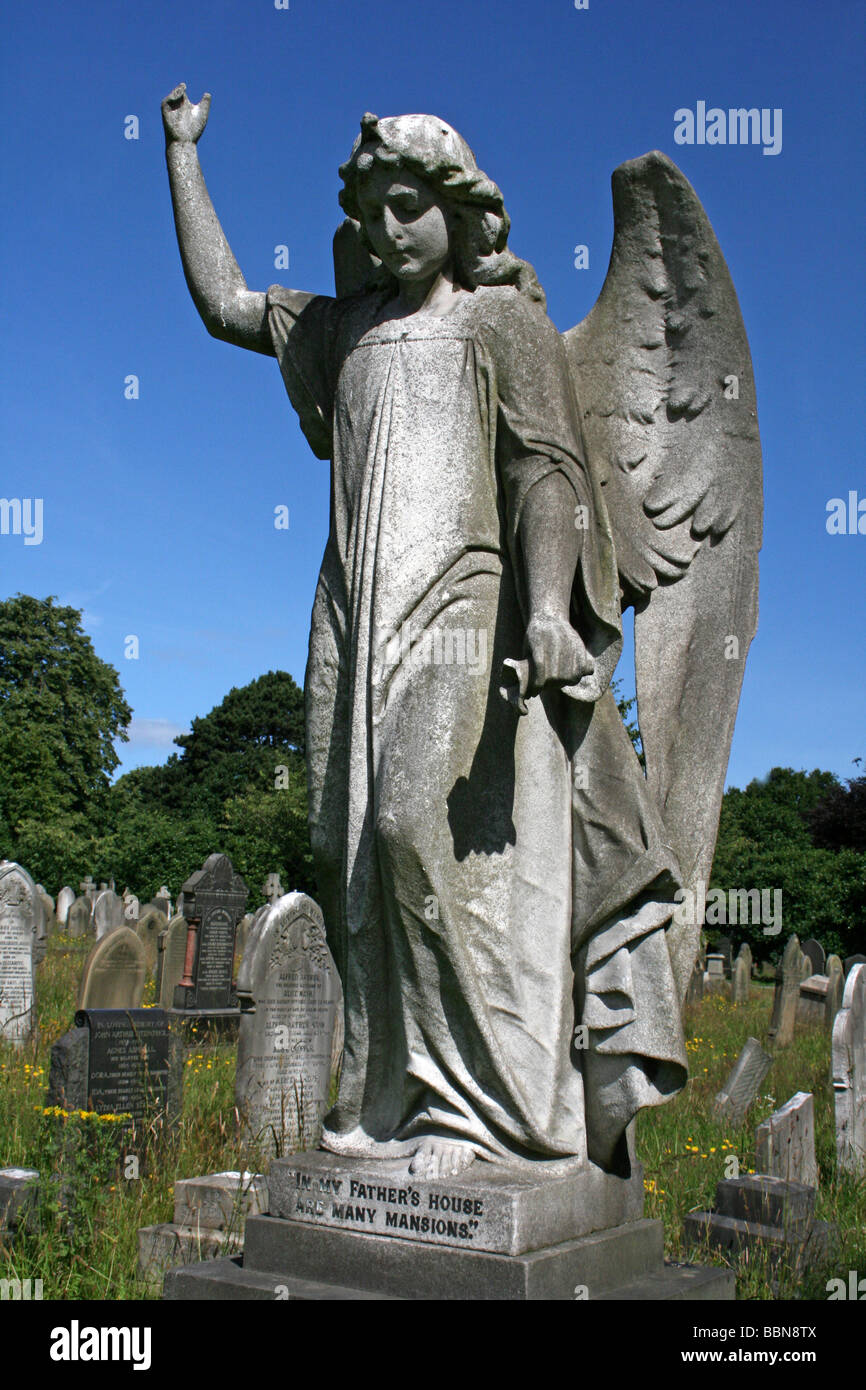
xmin=338 ymin=112 xmax=545 ymax=306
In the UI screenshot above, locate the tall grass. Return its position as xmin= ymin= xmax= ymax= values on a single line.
xmin=1 ymin=941 xmax=863 ymax=1299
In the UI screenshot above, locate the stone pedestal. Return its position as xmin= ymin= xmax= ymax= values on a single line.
xmin=164 ymin=1152 xmax=733 ymax=1301
xmin=139 ymin=1171 xmax=267 ymax=1288
xmin=684 ymin=1175 xmax=834 ymax=1272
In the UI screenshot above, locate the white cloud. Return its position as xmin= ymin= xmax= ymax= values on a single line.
xmin=126 ymin=718 xmax=189 ymax=748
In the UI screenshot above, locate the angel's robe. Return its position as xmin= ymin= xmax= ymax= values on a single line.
xmin=267 ymin=281 xmax=688 ymax=1172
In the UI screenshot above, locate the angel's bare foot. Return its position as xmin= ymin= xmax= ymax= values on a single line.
xmin=408 ymin=1137 xmax=476 ymax=1179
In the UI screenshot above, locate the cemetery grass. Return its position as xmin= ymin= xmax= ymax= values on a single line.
xmin=0 ymin=937 xmax=281 ymax=1300
xmin=637 ymin=984 xmax=866 ymax=1299
xmin=1 ymin=942 xmax=863 ymax=1301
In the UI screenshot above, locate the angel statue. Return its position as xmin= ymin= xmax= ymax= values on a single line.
xmin=162 ymin=85 xmax=762 ymax=1181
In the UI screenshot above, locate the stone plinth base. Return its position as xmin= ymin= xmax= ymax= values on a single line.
xmin=684 ymin=1174 xmax=836 ymax=1272
xmin=139 ymin=1170 xmax=266 ymax=1288
xmin=164 ymin=1152 xmax=734 ymax=1301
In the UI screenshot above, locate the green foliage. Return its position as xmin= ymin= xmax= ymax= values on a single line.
xmin=711 ymin=766 xmax=866 ymax=960
xmin=102 ymin=670 xmax=311 ymax=903
xmin=0 ymin=595 xmax=131 ymax=879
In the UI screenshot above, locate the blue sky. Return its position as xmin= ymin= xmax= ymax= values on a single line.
xmin=1 ymin=0 xmax=863 ymax=790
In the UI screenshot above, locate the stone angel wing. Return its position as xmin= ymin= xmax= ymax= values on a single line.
xmin=562 ymin=151 xmax=763 ymax=998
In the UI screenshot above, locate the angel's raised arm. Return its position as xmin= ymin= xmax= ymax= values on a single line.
xmin=163 ymin=84 xmax=288 ymax=357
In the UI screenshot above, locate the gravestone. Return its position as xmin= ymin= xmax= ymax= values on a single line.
xmin=685 ymin=958 xmax=704 ymax=1006
xmin=138 ymin=1171 xmax=267 ymax=1287
xmin=712 ymin=936 xmax=733 ymax=978
xmin=157 ymin=915 xmax=189 ymax=1008
xmin=263 ymin=873 xmax=285 ymax=905
xmin=56 ymin=886 xmax=75 ymax=927
xmin=36 ymin=885 xmax=55 ymax=931
xmin=235 ymin=893 xmax=342 ymax=1154
xmin=768 ymin=934 xmax=801 ymax=1047
xmin=801 ymin=939 xmax=825 ymax=975
xmin=93 ymin=888 xmax=125 ymax=940
xmin=705 ymin=954 xmax=725 ymax=994
xmin=731 ymin=946 xmax=751 ymax=1004
xmin=172 ymin=855 xmax=248 ymax=1015
xmin=712 ymin=1037 xmax=773 ymax=1126
xmin=151 ymin=888 xmax=172 ymax=918
xmin=755 ymin=1092 xmax=818 ymax=1188
xmin=79 ymin=875 xmax=97 ymax=903
xmin=0 ymin=862 xmax=37 ymax=1046
xmin=832 ymin=962 xmax=865 ymax=1176
xmin=67 ymin=896 xmax=92 ymax=939
xmin=684 ymin=1176 xmax=832 ymax=1273
xmin=844 ymin=954 xmax=866 ymax=978
xmin=796 ymin=974 xmax=828 ymax=1029
xmin=234 ymin=913 xmax=254 ymax=974
xmin=136 ymin=907 xmax=167 ymax=977
xmin=825 ymin=955 xmax=844 ymax=1030
xmin=77 ymin=927 xmax=146 ymax=1011
xmin=31 ymin=886 xmax=49 ymax=965
xmin=799 ymin=953 xmax=812 ymax=981
xmin=47 ymin=1008 xmax=182 ymax=1125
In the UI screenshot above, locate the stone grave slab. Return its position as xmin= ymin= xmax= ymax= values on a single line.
xmin=172 ymin=854 xmax=247 ymax=1015
xmin=47 ymin=1008 xmax=182 ymax=1125
xmin=56 ymin=886 xmax=75 ymax=927
xmin=768 ymin=934 xmax=801 ymax=1047
xmin=0 ymin=862 xmax=37 ymax=1046
xmin=93 ymin=888 xmax=125 ymax=939
xmin=755 ymin=1091 xmax=818 ymax=1188
xmin=832 ymin=962 xmax=865 ymax=1176
xmin=712 ymin=1037 xmax=772 ymax=1125
xmin=135 ymin=907 xmax=167 ymax=977
xmin=157 ymin=914 xmax=188 ymax=1008
xmin=825 ymin=955 xmax=844 ymax=1030
xmin=796 ymin=973 xmax=828 ymax=1028
xmin=235 ymin=893 xmax=341 ymax=1154
xmin=802 ymin=938 xmax=825 ymax=975
xmin=77 ymin=927 xmax=146 ymax=1010
xmin=67 ymin=895 xmax=92 ymax=938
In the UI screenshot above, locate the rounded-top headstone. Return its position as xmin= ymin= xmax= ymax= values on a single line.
xmin=56 ymin=886 xmax=75 ymax=927
xmin=93 ymin=889 xmax=125 ymax=940
xmin=136 ymin=907 xmax=167 ymax=977
xmin=67 ymin=896 xmax=93 ymax=939
xmin=77 ymin=927 xmax=147 ymax=1011
xmin=157 ymin=914 xmax=189 ymax=1008
xmin=235 ymin=893 xmax=342 ymax=1154
xmin=0 ymin=861 xmax=37 ymax=1045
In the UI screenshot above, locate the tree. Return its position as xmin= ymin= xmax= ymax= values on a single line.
xmin=806 ymin=763 xmax=866 ymax=851
xmin=0 ymin=594 xmax=131 ymax=878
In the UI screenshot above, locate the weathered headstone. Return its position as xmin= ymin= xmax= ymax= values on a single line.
xmin=151 ymin=887 xmax=172 ymax=918
xmin=67 ymin=895 xmax=92 ymax=939
xmin=138 ymin=1171 xmax=267 ymax=1287
xmin=36 ymin=885 xmax=55 ymax=926
xmin=799 ymin=953 xmax=812 ymax=981
xmin=263 ymin=873 xmax=285 ymax=905
xmin=56 ymin=886 xmax=75 ymax=927
xmin=731 ymin=946 xmax=751 ymax=1004
xmin=685 ymin=958 xmax=704 ymax=1006
xmin=157 ymin=915 xmax=189 ymax=1009
xmin=79 ymin=875 xmax=97 ymax=903
xmin=705 ymin=953 xmax=725 ymax=994
xmin=801 ymin=939 xmax=825 ymax=975
xmin=825 ymin=955 xmax=844 ymax=1031
xmin=136 ymin=907 xmax=167 ymax=977
xmin=684 ymin=1175 xmax=833 ymax=1272
xmin=235 ymin=893 xmax=342 ymax=1154
xmin=0 ymin=1168 xmax=40 ymax=1236
xmin=31 ymin=886 xmax=49 ymax=965
xmin=712 ymin=1037 xmax=773 ymax=1125
xmin=93 ymin=888 xmax=125 ymax=940
xmin=755 ymin=1092 xmax=818 ymax=1188
xmin=0 ymin=862 xmax=37 ymax=1046
xmin=172 ymin=855 xmax=247 ymax=1014
xmin=796 ymin=974 xmax=828 ymax=1029
xmin=844 ymin=954 xmax=866 ymax=978
xmin=712 ymin=936 xmax=733 ymax=978
xmin=768 ymin=934 xmax=801 ymax=1047
xmin=77 ymin=927 xmax=146 ymax=1011
xmin=47 ymin=1008 xmax=182 ymax=1125
xmin=832 ymin=962 xmax=865 ymax=1176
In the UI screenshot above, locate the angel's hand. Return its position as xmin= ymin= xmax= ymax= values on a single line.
xmin=162 ymin=83 xmax=211 ymax=145
xmin=525 ymin=614 xmax=594 ymax=695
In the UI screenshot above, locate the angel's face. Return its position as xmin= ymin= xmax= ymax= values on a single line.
xmin=357 ymin=164 xmax=452 ymax=284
